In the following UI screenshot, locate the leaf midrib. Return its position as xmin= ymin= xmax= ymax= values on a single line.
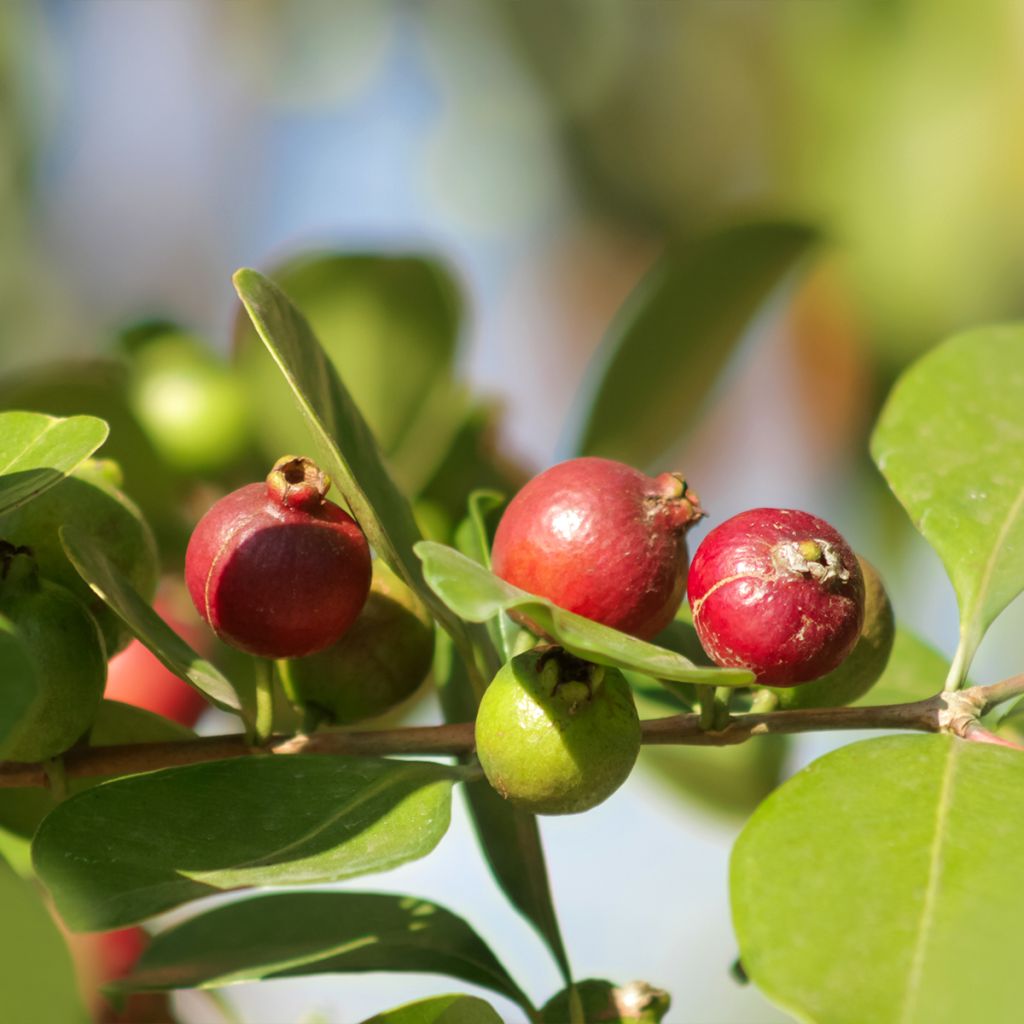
xmin=899 ymin=740 xmax=960 ymax=1024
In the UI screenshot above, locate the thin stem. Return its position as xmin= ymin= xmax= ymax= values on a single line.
xmin=252 ymin=659 xmax=275 ymax=745
xmin=713 ymin=685 xmax=734 ymax=730
xmin=697 ymin=685 xmax=716 ymax=731
xmin=3 ymin=676 xmax=1024 ymax=790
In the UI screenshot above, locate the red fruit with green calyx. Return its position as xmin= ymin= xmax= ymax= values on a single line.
xmin=491 ymin=457 xmax=704 ymax=639
xmin=185 ymin=456 xmax=371 ymax=659
xmin=687 ymin=508 xmax=865 ymax=686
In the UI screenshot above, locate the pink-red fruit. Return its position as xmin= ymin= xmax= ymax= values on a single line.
xmin=687 ymin=508 xmax=865 ymax=686
xmin=185 ymin=456 xmax=371 ymax=659
xmin=491 ymin=457 xmax=704 ymax=640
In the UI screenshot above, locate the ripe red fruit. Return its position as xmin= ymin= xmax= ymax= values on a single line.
xmin=687 ymin=508 xmax=865 ymax=686
xmin=491 ymin=457 xmax=704 ymax=639
xmin=185 ymin=456 xmax=371 ymax=659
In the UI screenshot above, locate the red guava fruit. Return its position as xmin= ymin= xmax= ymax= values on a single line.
xmin=185 ymin=456 xmax=371 ymax=659
xmin=687 ymin=508 xmax=865 ymax=686
xmin=491 ymin=457 xmax=704 ymax=639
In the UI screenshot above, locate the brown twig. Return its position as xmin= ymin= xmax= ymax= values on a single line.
xmin=2 ymin=679 xmax=1022 ymax=790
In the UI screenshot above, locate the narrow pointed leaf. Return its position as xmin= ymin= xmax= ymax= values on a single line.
xmin=361 ymin=995 xmax=503 ymax=1024
xmin=0 ymin=411 xmax=108 ymax=515
xmin=433 ymin=632 xmax=572 ymax=987
xmin=114 ymin=891 xmax=531 ymax=1014
xmin=572 ymin=222 xmax=815 ymax=467
xmin=59 ymin=525 xmax=241 ymax=714
xmin=732 ymin=735 xmax=1024 ymax=1024
xmin=232 ymin=269 xmax=480 ymax=691
xmin=871 ymin=328 xmax=1024 ymax=681
xmin=33 ymin=756 xmax=459 ymax=931
xmin=417 ymin=541 xmax=753 ymax=687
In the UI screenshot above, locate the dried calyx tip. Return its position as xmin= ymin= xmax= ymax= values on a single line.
xmin=654 ymin=472 xmax=706 ymax=528
xmin=774 ymin=537 xmax=850 ymax=585
xmin=266 ymin=455 xmax=330 ymax=511
xmin=536 ymin=646 xmax=604 ymax=705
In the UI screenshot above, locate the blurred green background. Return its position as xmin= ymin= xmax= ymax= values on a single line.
xmin=2 ymin=2 xmax=1022 ymax=1022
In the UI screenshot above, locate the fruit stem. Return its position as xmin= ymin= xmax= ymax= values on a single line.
xmin=251 ymin=659 xmax=275 ymax=745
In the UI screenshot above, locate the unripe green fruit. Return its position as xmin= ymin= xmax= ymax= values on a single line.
xmin=0 ymin=552 xmax=106 ymax=762
xmin=475 ymin=648 xmax=641 ymax=815
xmin=279 ymin=561 xmax=434 ymax=724
xmin=771 ymin=557 xmax=895 ymax=710
xmin=0 ymin=459 xmax=159 ymax=655
xmin=127 ymin=331 xmax=251 ymax=476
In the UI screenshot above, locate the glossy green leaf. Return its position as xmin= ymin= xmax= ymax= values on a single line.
xmin=0 ymin=857 xmax=88 ymax=1024
xmin=34 ymin=755 xmax=460 ymax=931
xmin=572 ymin=222 xmax=815 ymax=467
xmin=541 ymin=978 xmax=671 ymax=1023
xmin=0 ymin=699 xmax=194 ymax=840
xmin=453 ymin=490 xmax=527 ymax=664
xmin=232 ymin=253 xmax=461 ymax=458
xmin=232 ymin=268 xmax=478 ymax=691
xmin=871 ymin=327 xmax=1024 ymax=684
xmin=59 ymin=524 xmax=242 ymax=715
xmin=732 ymin=735 xmax=1024 ymax=1024
xmin=854 ymin=627 xmax=950 ymax=707
xmin=416 ymin=541 xmax=753 ymax=687
xmin=114 ymin=891 xmax=531 ymax=1013
xmin=0 ymin=411 xmax=108 ymax=516
xmin=361 ymin=995 xmax=503 ymax=1024
xmin=433 ymin=631 xmax=572 ymax=988
xmin=0 ymin=616 xmax=40 ymax=759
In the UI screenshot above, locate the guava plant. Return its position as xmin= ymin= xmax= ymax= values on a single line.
xmin=1 ymin=228 xmax=1023 ymax=1024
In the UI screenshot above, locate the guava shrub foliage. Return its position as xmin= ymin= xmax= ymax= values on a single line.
xmin=1 ymin=232 xmax=1023 ymax=1024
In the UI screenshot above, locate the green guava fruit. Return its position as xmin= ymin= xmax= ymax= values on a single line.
xmin=771 ymin=556 xmax=895 ymax=709
xmin=541 ymin=979 xmax=671 ymax=1023
xmin=126 ymin=330 xmax=252 ymax=476
xmin=0 ymin=550 xmax=106 ymax=762
xmin=279 ymin=561 xmax=434 ymax=724
xmin=475 ymin=647 xmax=641 ymax=815
xmin=0 ymin=458 xmax=160 ymax=655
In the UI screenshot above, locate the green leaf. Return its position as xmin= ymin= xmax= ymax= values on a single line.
xmin=572 ymin=222 xmax=815 ymax=468
xmin=59 ymin=524 xmax=242 ymax=715
xmin=232 ymin=253 xmax=461 ymax=458
xmin=0 ymin=616 xmax=41 ymax=760
xmin=416 ymin=541 xmax=753 ymax=687
xmin=871 ymin=327 xmax=1024 ymax=684
xmin=114 ymin=891 xmax=531 ymax=1014
xmin=360 ymin=995 xmax=503 ymax=1024
xmin=854 ymin=627 xmax=950 ymax=707
xmin=0 ymin=699 xmax=194 ymax=841
xmin=0 ymin=857 xmax=88 ymax=1024
xmin=33 ymin=755 xmax=459 ymax=931
xmin=0 ymin=410 xmax=108 ymax=516
xmin=433 ymin=631 xmax=572 ymax=988
xmin=453 ymin=490 xmax=527 ymax=664
xmin=732 ymin=735 xmax=1024 ymax=1024
xmin=232 ymin=268 xmax=478 ymax=692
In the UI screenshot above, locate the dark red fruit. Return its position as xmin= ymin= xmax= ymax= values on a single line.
xmin=491 ymin=457 xmax=704 ymax=639
xmin=185 ymin=456 xmax=371 ymax=659
xmin=687 ymin=508 xmax=865 ymax=686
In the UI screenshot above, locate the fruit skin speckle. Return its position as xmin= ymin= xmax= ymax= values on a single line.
xmin=491 ymin=457 xmax=703 ymax=640
xmin=687 ymin=508 xmax=865 ymax=687
xmin=185 ymin=456 xmax=371 ymax=659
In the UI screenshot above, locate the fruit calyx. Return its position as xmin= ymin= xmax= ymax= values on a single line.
xmin=266 ymin=455 xmax=330 ymax=512
xmin=650 ymin=472 xmax=706 ymax=531
xmin=772 ymin=537 xmax=851 ymax=587
xmin=536 ymin=646 xmax=605 ymax=711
